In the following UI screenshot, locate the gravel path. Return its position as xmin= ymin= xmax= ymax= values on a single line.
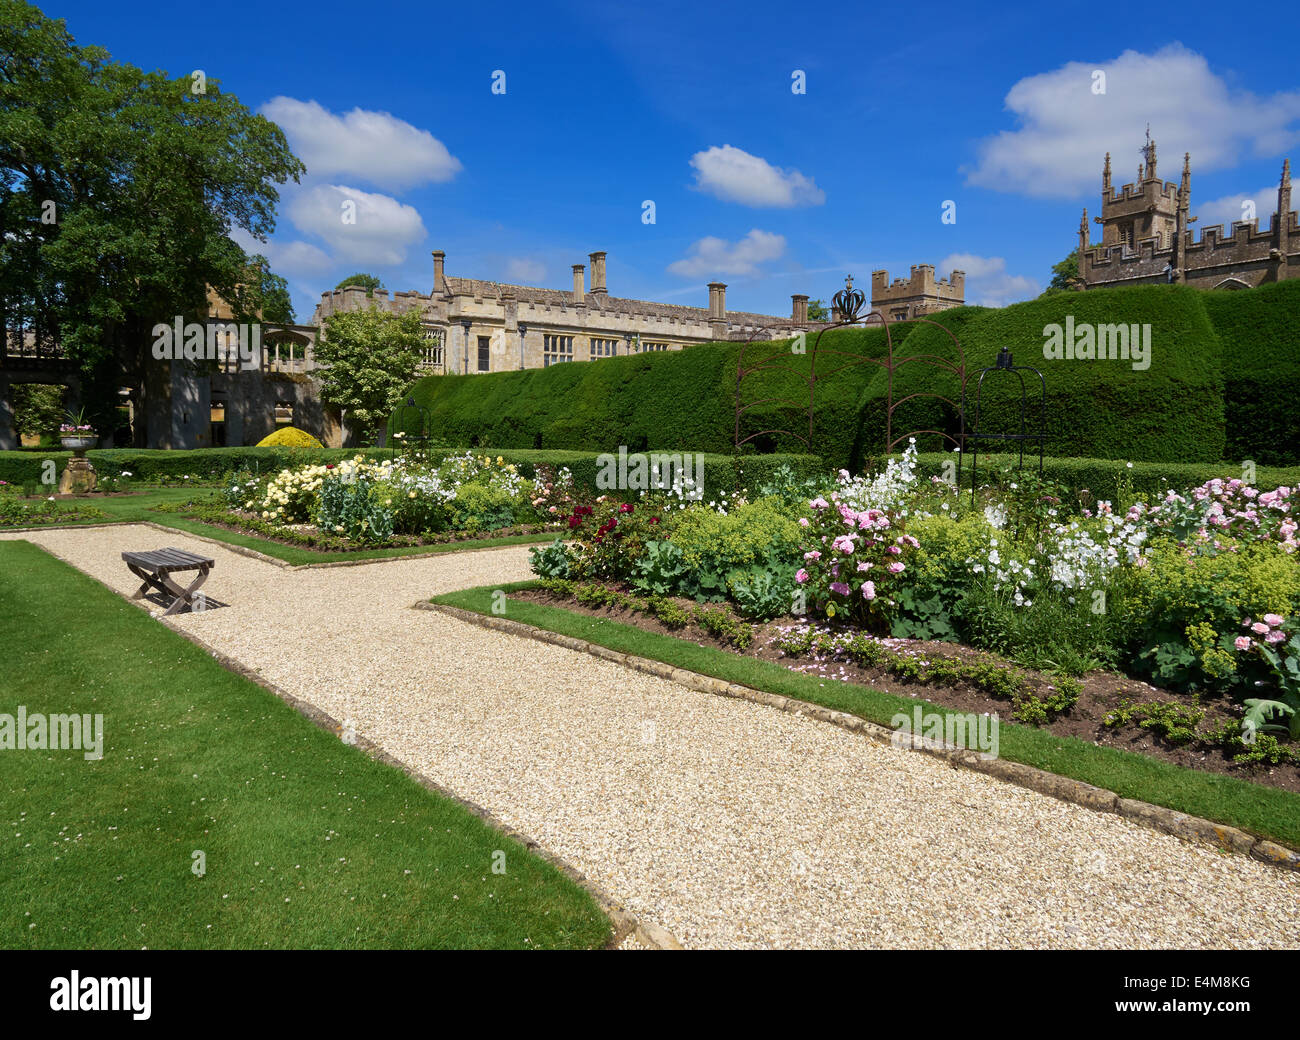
xmin=7 ymin=524 xmax=1300 ymax=949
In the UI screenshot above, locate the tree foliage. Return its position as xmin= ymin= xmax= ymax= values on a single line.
xmin=315 ymin=308 xmax=426 ymax=443
xmin=1041 ymin=249 xmax=1081 ymax=296
xmin=0 ymin=0 xmax=304 ymax=427
xmin=10 ymin=382 xmax=63 ymax=438
xmin=807 ymin=298 xmax=830 ymax=321
xmin=335 ymin=273 xmax=384 ymax=293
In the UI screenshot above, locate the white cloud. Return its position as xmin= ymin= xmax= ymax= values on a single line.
xmin=667 ymin=230 xmax=786 ymax=278
xmin=505 ymin=257 xmax=547 ymax=283
xmin=965 ymin=44 xmax=1300 ymax=199
xmin=688 ymin=145 xmax=825 ymax=207
xmin=287 ymin=184 xmax=427 ymax=266
xmin=229 ymin=226 xmax=334 ymax=277
xmin=1194 ymin=185 xmax=1286 ymax=233
xmin=262 ymin=97 xmax=463 ymax=190
xmin=940 ymin=253 xmax=1038 ymax=308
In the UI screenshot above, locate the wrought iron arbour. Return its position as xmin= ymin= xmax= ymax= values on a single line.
xmin=734 ymin=275 xmax=969 ymax=478
xmin=962 ymin=346 xmax=1047 ymax=504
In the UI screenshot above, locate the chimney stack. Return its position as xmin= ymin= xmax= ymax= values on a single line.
xmin=588 ymin=252 xmax=607 ymax=295
xmin=708 ymin=282 xmax=727 ymax=319
xmin=791 ymin=294 xmax=809 ymax=324
xmin=572 ymin=264 xmax=586 ymax=305
xmin=432 ymin=250 xmax=446 ymax=293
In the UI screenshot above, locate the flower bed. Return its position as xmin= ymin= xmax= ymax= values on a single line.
xmin=215 ymin=451 xmax=577 ymax=548
xmin=526 ymin=442 xmax=1300 ymax=780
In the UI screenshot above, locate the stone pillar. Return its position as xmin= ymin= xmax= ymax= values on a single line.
xmin=791 ymin=294 xmax=809 ymax=324
xmin=707 ymin=282 xmax=724 ymax=318
xmin=588 ymin=252 xmax=607 ymax=295
xmin=432 ymin=250 xmax=446 ymax=294
xmin=572 ymin=264 xmax=585 ymax=305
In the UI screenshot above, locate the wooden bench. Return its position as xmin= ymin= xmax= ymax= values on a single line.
xmin=121 ymin=548 xmax=215 ymax=617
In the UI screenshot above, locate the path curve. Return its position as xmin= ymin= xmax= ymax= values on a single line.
xmin=6 ymin=525 xmax=1300 ymax=949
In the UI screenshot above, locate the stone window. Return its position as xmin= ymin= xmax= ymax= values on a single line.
xmin=590 ymin=338 xmax=617 ymax=358
xmin=543 ymin=334 xmax=574 ymax=366
xmin=421 ymin=330 xmax=444 ymax=369
xmin=477 ymin=335 xmax=491 ymax=372
xmin=640 ymin=341 xmax=669 ymax=352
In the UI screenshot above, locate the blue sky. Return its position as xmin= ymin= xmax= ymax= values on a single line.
xmin=47 ymin=0 xmax=1300 ymax=322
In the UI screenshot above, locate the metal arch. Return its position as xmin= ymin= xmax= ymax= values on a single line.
xmin=733 ymin=277 xmax=972 ymax=485
xmin=963 ymin=347 xmax=1047 ymax=504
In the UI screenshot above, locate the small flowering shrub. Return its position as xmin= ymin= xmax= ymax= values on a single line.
xmin=795 ymin=494 xmax=919 ymax=631
xmin=564 ymin=498 xmax=663 ymax=580
xmin=316 ymin=475 xmax=395 ymax=543
xmin=1235 ymin=614 xmax=1300 ymax=739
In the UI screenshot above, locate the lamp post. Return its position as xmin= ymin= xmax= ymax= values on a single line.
xmin=518 ymin=322 xmax=528 ymax=370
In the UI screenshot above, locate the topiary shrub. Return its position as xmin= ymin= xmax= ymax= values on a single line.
xmin=256 ymin=426 xmax=324 ymax=449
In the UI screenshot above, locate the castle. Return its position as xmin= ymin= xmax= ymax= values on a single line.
xmin=311 ymin=251 xmax=812 ymax=375
xmin=0 ymin=252 xmax=963 ymax=450
xmin=1079 ymin=137 xmax=1296 ymax=290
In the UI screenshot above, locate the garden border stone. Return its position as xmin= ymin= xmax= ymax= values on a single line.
xmin=425 ymin=600 xmax=1300 ymax=873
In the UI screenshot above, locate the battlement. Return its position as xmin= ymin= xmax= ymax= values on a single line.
xmin=871 ymin=265 xmax=965 ymax=300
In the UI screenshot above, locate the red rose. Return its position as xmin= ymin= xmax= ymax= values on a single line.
xmin=649 ymin=517 xmax=660 ymax=524
xmin=619 ymin=503 xmax=633 ymax=513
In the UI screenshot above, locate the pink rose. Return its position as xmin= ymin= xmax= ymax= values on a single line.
xmin=795 ymin=569 xmax=809 ymax=584
xmin=1252 ymin=622 xmax=1270 ymax=635
xmin=1235 ymin=636 xmax=1253 ymax=650
xmin=1266 ymin=630 xmax=1286 ymax=644
xmin=861 ymin=581 xmax=876 ymax=600
xmin=1264 ymin=614 xmax=1285 ymax=627
xmin=887 ymin=562 xmax=905 ymax=574
xmin=830 ymin=582 xmax=850 ymax=595
xmin=804 ymin=550 xmax=821 ymax=561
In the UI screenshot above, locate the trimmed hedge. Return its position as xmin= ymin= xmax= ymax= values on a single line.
xmin=859 ymin=286 xmax=1226 ymax=464
xmin=913 ymin=452 xmax=1300 ymax=500
xmin=0 ymin=446 xmax=398 ymax=484
xmin=392 ymin=327 xmax=891 ymax=468
xmin=394 ymin=282 xmax=1298 ymax=470
xmin=0 ymin=445 xmax=824 ymax=496
xmin=1202 ymin=279 xmax=1300 ymax=466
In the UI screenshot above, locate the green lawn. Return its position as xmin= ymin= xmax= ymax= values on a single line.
xmin=434 ymin=582 xmax=1300 ymax=851
xmin=2 ymin=486 xmax=556 ymax=565
xmin=0 ymin=542 xmax=611 ymax=949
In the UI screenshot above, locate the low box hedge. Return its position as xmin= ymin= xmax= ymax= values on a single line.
xmin=0 ymin=446 xmax=825 ymax=496
xmin=913 ymin=452 xmax=1300 ymax=498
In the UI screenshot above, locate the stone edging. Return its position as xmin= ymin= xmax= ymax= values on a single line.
xmin=425 ymin=601 xmax=1300 ymax=875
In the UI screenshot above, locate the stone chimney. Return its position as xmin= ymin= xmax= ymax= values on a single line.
xmin=708 ymin=282 xmax=727 ymax=319
xmin=791 ymin=294 xmax=809 ymax=323
xmin=432 ymin=250 xmax=446 ymax=294
xmin=588 ymin=252 xmax=607 ymax=295
xmin=572 ymin=264 xmax=586 ymax=305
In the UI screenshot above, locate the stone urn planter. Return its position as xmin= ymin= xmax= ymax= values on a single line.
xmin=58 ymin=432 xmax=98 ymax=494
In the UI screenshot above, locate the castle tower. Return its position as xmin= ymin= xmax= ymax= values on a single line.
xmin=1097 ymin=135 xmax=1179 ymax=253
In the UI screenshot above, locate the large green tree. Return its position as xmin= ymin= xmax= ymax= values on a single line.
xmin=0 ymin=0 xmax=304 ymax=437
xmin=1041 ymin=249 xmax=1082 ymax=296
xmin=315 ymin=308 xmax=426 ymax=445
xmin=334 ymin=273 xmax=384 ymax=293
